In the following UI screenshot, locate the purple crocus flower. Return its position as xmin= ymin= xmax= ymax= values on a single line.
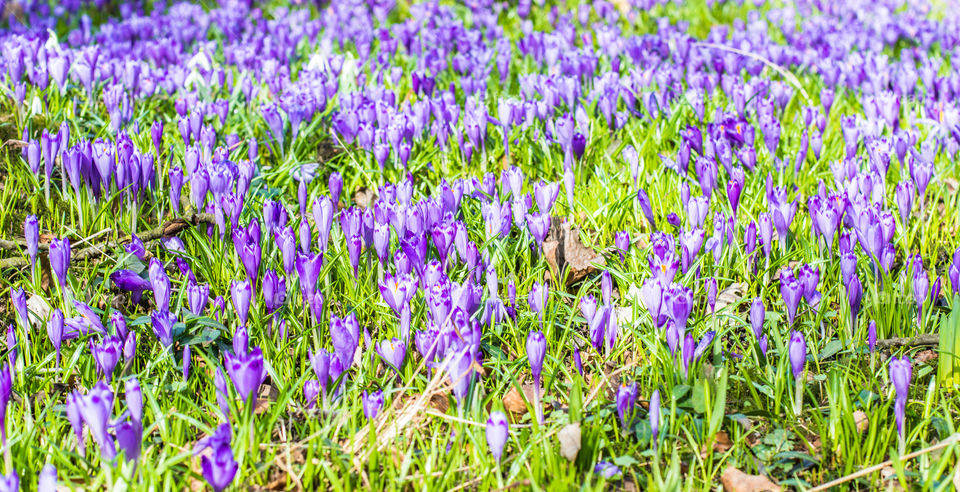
xmin=362 ymin=389 xmax=384 ymax=420
xmin=758 ymin=213 xmax=773 ymax=258
xmin=148 ymin=259 xmax=171 ymax=312
xmin=92 ymin=336 xmax=122 ymax=382
xmin=664 ymin=284 xmax=693 ymax=329
xmin=115 ymin=419 xmax=142 ymax=462
xmin=789 ymin=330 xmax=806 ymax=379
xmin=848 ymin=274 xmax=863 ymax=326
xmin=705 ymin=278 xmax=717 ymax=314
xmin=868 ymin=321 xmax=877 ymax=354
xmin=640 ymin=278 xmax=664 ymax=327
xmin=186 ymin=281 xmax=210 ymax=317
xmin=377 ymin=338 xmax=407 ymax=373
xmin=224 ymin=346 xmax=267 ymax=406
xmin=24 ymin=215 xmax=39 ymax=269
xmin=47 ymin=309 xmax=65 ymax=366
xmin=182 ymin=345 xmax=191 ymax=380
xmin=75 ymin=381 xmax=116 ymax=460
xmin=681 ymin=334 xmax=695 ymax=378
xmin=890 ymin=356 xmax=912 ymax=443
xmin=150 ymin=310 xmax=175 ymax=349
xmin=727 ymin=167 xmax=744 ymax=220
xmin=616 ymin=382 xmax=637 ymax=430
xmin=231 ymin=280 xmax=252 ymax=327
xmin=749 ymin=298 xmax=765 ymax=339
xmin=595 ymin=461 xmax=621 ymax=479
xmin=526 ymin=213 xmax=551 ymax=245
xmin=0 ymin=364 xmax=10 ymax=445
xmin=573 ymin=346 xmax=584 ymax=376
xmin=11 ymin=288 xmax=27 ymax=333
xmin=532 ymin=181 xmax=560 ymax=213
xmin=202 ymin=441 xmax=238 ymax=492
xmin=614 ymin=231 xmax=630 ymax=261
xmin=637 ymin=189 xmax=656 ymax=230
xmin=895 ymin=181 xmax=915 ymax=227
xmin=49 ymin=238 xmax=71 ymax=290
xmin=486 ymin=411 xmax=509 ymax=464
xmin=330 ymin=314 xmax=360 ymax=369
xmin=949 ymin=248 xmax=960 ymax=295
xmin=913 ymin=266 xmax=930 ymax=325
xmin=0 ymin=472 xmax=17 ymax=492
xmin=526 ymin=330 xmax=546 ymax=423
xmin=780 ymin=270 xmax=804 ymax=326
xmin=528 ymin=281 xmax=548 ymax=323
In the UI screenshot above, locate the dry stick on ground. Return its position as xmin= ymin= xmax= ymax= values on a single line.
xmin=0 ymin=213 xmax=216 ymax=270
xmin=807 ymin=434 xmax=960 ymax=492
xmin=875 ymin=334 xmax=940 ymax=348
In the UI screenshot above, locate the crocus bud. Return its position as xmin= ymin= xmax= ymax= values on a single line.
xmin=789 ymin=330 xmax=807 ymax=379
xmin=231 ymin=280 xmax=252 ymax=327
xmin=616 ymin=382 xmax=637 ymax=430
xmin=889 ymin=356 xmax=912 ymax=443
xmin=24 ymin=215 xmax=39 ymax=268
xmin=749 ymin=298 xmax=765 ymax=339
xmin=526 ymin=330 xmax=546 ymax=385
xmin=362 ymin=389 xmax=384 ymax=420
xmin=183 ymin=345 xmax=191 ymax=380
xmin=49 ymin=238 xmax=71 ymax=289
xmin=11 ymin=288 xmax=28 ymax=332
xmin=868 ymin=321 xmax=877 ymax=354
xmin=329 ymin=172 xmax=343 ymax=206
xmin=202 ymin=443 xmax=238 ymax=492
xmin=148 ymin=259 xmax=171 ymax=312
xmin=486 ymin=411 xmax=509 ymax=464
xmin=705 ymin=278 xmax=717 ymax=313
xmin=614 ymin=231 xmax=630 ymax=261
xmin=224 ymin=346 xmax=266 ymax=406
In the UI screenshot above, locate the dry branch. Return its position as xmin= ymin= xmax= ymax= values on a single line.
xmin=0 ymin=213 xmax=216 ymax=270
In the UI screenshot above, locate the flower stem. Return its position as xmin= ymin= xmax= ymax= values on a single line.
xmin=793 ymin=376 xmax=803 ymax=417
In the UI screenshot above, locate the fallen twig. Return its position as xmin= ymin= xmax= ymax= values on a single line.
xmin=876 ymin=334 xmax=939 ymax=348
xmin=0 ymin=213 xmax=216 ymax=270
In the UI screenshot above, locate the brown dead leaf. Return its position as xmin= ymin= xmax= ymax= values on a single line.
xmin=701 ymin=430 xmax=734 ymax=458
xmin=254 ymin=384 xmax=280 ymax=414
xmin=721 ymin=467 xmax=781 ymax=492
xmin=557 ymin=423 xmax=581 ymax=461
xmin=915 ymin=350 xmax=938 ymax=364
xmin=853 ymin=410 xmax=869 ymax=433
xmin=714 ymin=430 xmax=734 ymax=452
xmin=503 ymin=383 xmax=542 ymax=414
xmin=715 ymin=282 xmax=746 ymax=311
xmin=27 ymin=294 xmax=51 ymax=322
xmin=542 ymin=219 xmax=605 ymax=288
xmin=352 ymin=187 xmax=378 ymax=209
xmin=39 ymin=254 xmax=52 ymax=291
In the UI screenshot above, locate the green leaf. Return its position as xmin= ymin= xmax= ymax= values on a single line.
xmin=818 ymin=339 xmax=844 ymax=361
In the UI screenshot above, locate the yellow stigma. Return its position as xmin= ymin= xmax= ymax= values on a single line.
xmin=736 ymin=123 xmax=742 ymax=134
xmin=660 ymin=264 xmax=667 ymax=273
